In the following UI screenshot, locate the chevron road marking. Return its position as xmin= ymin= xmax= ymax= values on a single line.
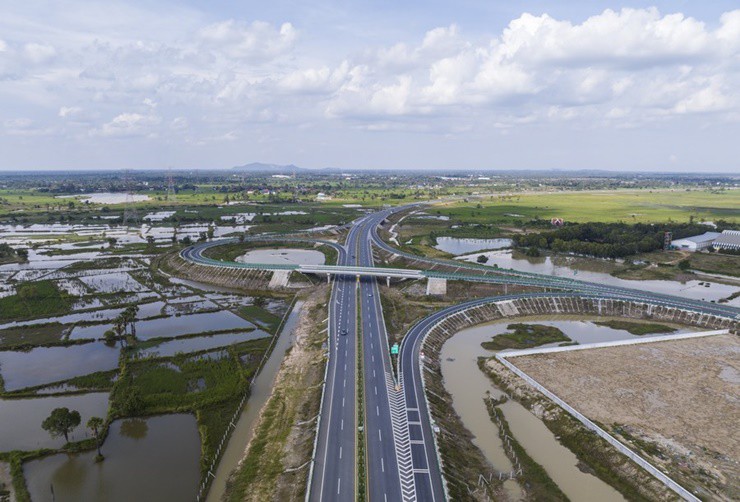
xmin=385 ymin=372 xmax=417 ymax=502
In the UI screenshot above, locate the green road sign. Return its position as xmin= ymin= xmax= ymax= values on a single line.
xmin=390 ymin=343 xmax=399 ymax=355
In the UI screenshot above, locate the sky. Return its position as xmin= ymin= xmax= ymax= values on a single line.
xmin=1 ymin=1 xmax=739 ymax=172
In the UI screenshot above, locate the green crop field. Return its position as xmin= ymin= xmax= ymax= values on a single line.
xmin=437 ymin=189 xmax=740 ymax=224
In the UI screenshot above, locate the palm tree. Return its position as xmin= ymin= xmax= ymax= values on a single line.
xmin=87 ymin=416 xmax=105 ymax=459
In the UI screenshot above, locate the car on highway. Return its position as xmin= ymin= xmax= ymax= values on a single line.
xmin=340 ymin=328 xmax=348 ymax=336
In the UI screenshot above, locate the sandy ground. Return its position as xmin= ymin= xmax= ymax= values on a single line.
xmin=512 ymin=334 xmax=739 ymax=500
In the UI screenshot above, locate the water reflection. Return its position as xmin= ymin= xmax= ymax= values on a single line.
xmin=435 ymin=237 xmax=512 ymax=255
xmin=24 ymin=414 xmax=200 ymax=502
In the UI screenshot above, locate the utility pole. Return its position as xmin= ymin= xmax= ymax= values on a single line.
xmin=122 ymin=170 xmax=139 ymax=227
xmin=166 ymin=167 xmax=176 ymax=202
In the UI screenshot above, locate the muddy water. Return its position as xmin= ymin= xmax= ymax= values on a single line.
xmin=206 ymin=300 xmax=304 ymax=502
xmin=434 ymin=237 xmax=512 ymax=255
xmin=236 ymin=248 xmax=326 ymax=266
xmin=0 ymin=392 xmax=109 ymax=451
xmin=441 ymin=319 xmax=627 ymax=501
xmin=460 ymin=250 xmax=740 ymax=305
xmin=24 ymin=414 xmax=200 ymax=502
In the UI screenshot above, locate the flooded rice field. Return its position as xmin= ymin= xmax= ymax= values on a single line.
xmin=435 ymin=237 xmax=513 ymax=255
xmin=69 ymin=310 xmax=255 ymax=340
xmin=24 ymin=414 xmax=200 ymax=502
xmin=0 ymin=393 xmax=109 ymax=451
xmin=135 ymin=330 xmax=269 ymax=358
xmin=0 ymin=343 xmax=120 ymax=391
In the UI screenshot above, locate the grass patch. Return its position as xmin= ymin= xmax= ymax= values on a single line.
xmin=0 ymin=281 xmax=73 ymax=322
xmin=238 ymin=306 xmax=281 ymax=334
xmin=593 ymin=320 xmax=676 ymax=336
xmin=481 ymin=323 xmax=570 ymax=351
xmin=0 ymin=323 xmax=66 ymax=349
xmin=66 ymin=370 xmax=118 ymax=390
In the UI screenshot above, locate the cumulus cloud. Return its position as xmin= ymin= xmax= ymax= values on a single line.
xmin=198 ymin=20 xmax=296 ymax=60
xmin=94 ymin=112 xmax=161 ymax=137
xmin=1 ymin=5 xmax=739 ymax=151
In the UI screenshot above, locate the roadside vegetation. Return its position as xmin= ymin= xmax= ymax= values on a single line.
xmin=224 ymin=288 xmax=328 ymax=502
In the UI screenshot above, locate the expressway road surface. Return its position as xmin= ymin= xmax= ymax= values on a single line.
xmin=309 ymin=226 xmax=357 ymax=502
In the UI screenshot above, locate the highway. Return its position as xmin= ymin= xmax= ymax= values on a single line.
xmin=308 ymin=225 xmax=356 ymax=502
xmin=181 ymin=204 xmax=740 ymax=502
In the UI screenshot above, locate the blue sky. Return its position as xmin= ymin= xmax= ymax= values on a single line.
xmin=1 ymin=1 xmax=739 ymax=172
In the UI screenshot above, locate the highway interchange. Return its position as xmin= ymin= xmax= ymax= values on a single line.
xmin=182 ymin=203 xmax=740 ymax=502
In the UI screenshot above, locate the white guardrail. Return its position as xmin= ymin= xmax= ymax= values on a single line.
xmin=495 ymin=331 xmax=731 ymax=502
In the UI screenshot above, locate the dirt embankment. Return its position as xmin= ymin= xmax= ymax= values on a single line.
xmin=223 ymin=286 xmax=330 ymax=502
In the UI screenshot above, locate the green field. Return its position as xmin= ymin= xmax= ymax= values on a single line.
xmin=438 ymin=189 xmax=740 ymax=224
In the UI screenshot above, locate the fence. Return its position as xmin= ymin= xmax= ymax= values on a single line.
xmin=195 ymin=295 xmax=299 ymax=501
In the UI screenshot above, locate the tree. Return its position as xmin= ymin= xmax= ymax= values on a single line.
xmin=678 ymin=259 xmax=691 ymax=271
xmin=477 ymin=254 xmax=489 ymax=264
xmin=87 ymin=416 xmax=105 ymax=459
xmin=42 ymin=407 xmax=81 ymax=443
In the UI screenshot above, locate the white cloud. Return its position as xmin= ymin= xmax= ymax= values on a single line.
xmin=1 ymin=4 xmax=739 ymax=165
xmin=59 ymin=106 xmax=83 ymax=118
xmin=198 ymin=20 xmax=296 ymax=60
xmin=24 ymin=43 xmax=56 ymax=64
xmin=94 ymin=112 xmax=161 ymax=137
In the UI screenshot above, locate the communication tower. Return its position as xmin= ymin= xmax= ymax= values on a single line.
xmin=166 ymin=167 xmax=176 ymax=202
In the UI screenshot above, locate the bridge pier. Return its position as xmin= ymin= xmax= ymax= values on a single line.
xmin=426 ymin=277 xmax=447 ymax=296
xmin=268 ymin=270 xmax=291 ymax=289
xmin=326 ymin=273 xmax=331 ymax=284
xmin=386 ymin=276 xmax=390 ymax=287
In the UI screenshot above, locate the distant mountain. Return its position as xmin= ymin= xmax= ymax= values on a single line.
xmin=232 ymin=162 xmax=303 ymax=173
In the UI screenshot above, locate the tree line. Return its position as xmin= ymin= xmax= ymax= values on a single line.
xmin=513 ymin=221 xmax=735 ymax=259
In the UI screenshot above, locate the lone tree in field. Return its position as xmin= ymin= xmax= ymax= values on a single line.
xmin=87 ymin=416 xmax=105 ymax=459
xmin=42 ymin=407 xmax=81 ymax=443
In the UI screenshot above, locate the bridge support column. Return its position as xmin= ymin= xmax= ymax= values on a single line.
xmin=426 ymin=277 xmax=447 ymax=296
xmin=326 ymin=274 xmax=331 ymax=284
xmin=268 ymin=270 xmax=291 ymax=289
xmin=386 ymin=276 xmax=390 ymax=287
